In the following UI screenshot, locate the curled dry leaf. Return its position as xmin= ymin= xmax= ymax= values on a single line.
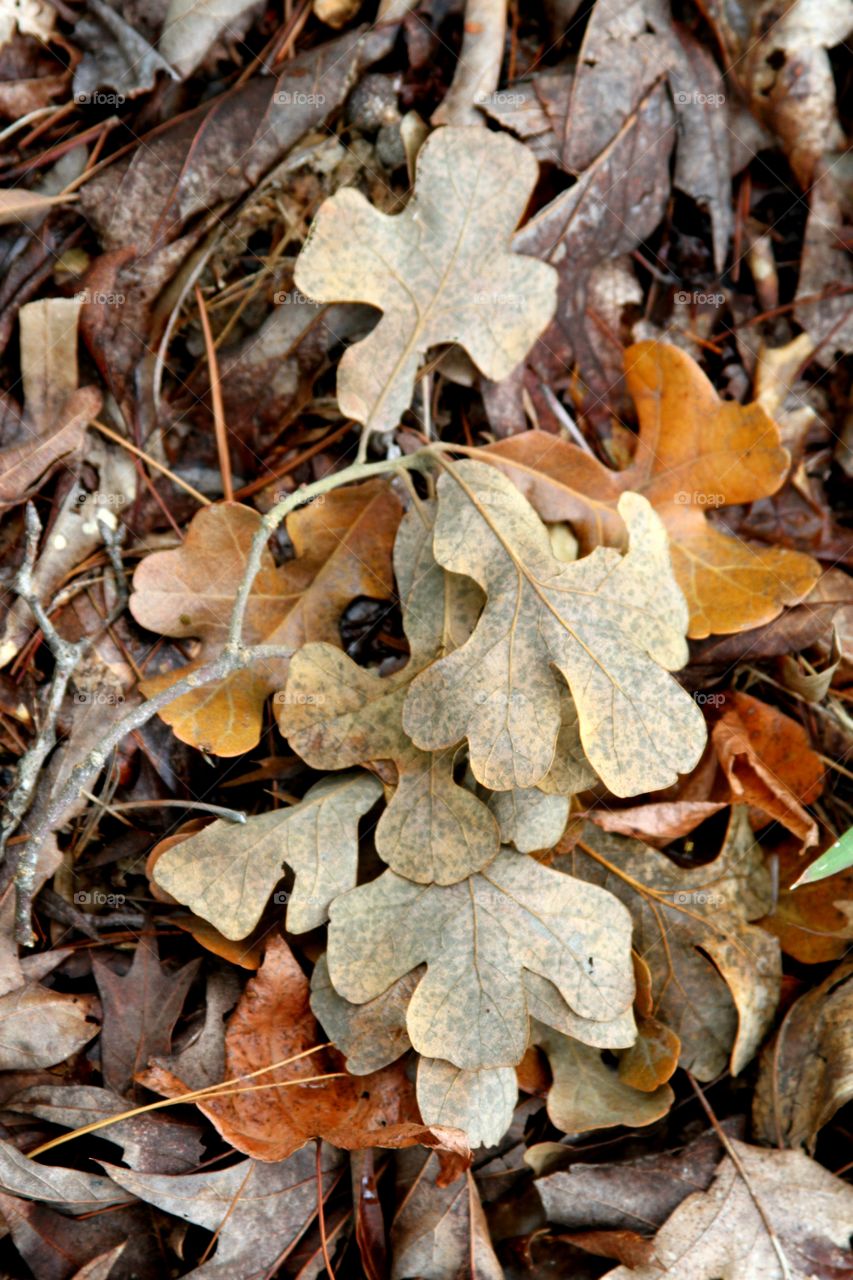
xmin=327 ymin=847 xmax=636 ymax=1070
xmin=280 ymin=502 xmax=500 ymax=884
xmin=559 ymin=812 xmax=781 ymax=1080
xmin=151 ymin=771 xmax=383 ymax=939
xmin=0 ymin=1139 xmax=133 ymax=1213
xmin=712 ymin=691 xmax=824 ymax=849
xmin=293 ymin=125 xmax=557 ymax=435
xmin=753 ymin=960 xmax=853 ymax=1151
xmin=603 ymin=1141 xmax=853 ymax=1280
xmin=403 ymin=460 xmax=706 ymax=795
xmin=129 ymin=481 xmax=401 ymax=755
xmin=485 ymin=342 xmax=820 ymax=637
xmin=141 ymin=936 xmax=468 ymax=1163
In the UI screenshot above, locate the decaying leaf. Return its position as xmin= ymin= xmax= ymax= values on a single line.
xmin=327 ymin=847 xmax=635 ymax=1070
xmin=753 ymin=960 xmax=853 ymax=1151
xmin=758 ymin=836 xmax=853 ymax=964
xmin=391 ymin=1149 xmax=502 ymax=1280
xmin=0 ymin=1138 xmax=132 ymax=1213
xmin=129 ymin=481 xmax=401 ymax=755
xmin=293 ymin=125 xmax=557 ymax=434
xmin=403 ymin=460 xmax=706 ymax=795
xmin=559 ymin=812 xmax=781 ymax=1080
xmin=485 ymin=342 xmax=820 ymax=637
xmin=604 ymin=1141 xmax=853 ymax=1280
xmin=0 ymin=298 xmax=101 ymax=508
xmin=106 ymin=1145 xmax=344 ymax=1280
xmin=151 ymin=771 xmax=382 ymax=939
xmin=280 ymin=502 xmax=500 ymax=884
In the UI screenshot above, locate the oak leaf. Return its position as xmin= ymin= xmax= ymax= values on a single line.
xmin=140 ymin=936 xmax=469 ymax=1163
xmin=559 ymin=812 xmax=781 ymax=1080
xmin=604 ymin=1142 xmax=853 ymax=1280
xmin=485 ymin=342 xmax=820 ymax=637
xmin=326 ymin=848 xmax=635 ymax=1070
xmin=151 ymin=771 xmax=382 ymax=940
xmin=280 ymin=502 xmax=499 ymax=883
xmin=129 ymin=481 xmax=401 ymax=755
xmin=403 ymin=460 xmax=706 ymax=796
xmin=293 ymin=125 xmax=557 ymax=435
xmin=415 ymin=1059 xmax=517 ymax=1150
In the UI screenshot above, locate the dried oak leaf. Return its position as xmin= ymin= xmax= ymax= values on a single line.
xmin=415 ymin=1059 xmax=518 ymax=1150
xmin=151 ymin=771 xmax=382 ymax=940
xmin=129 ymin=480 xmax=401 ymax=755
xmin=326 ymin=847 xmax=635 ymax=1070
xmin=293 ymin=125 xmax=557 ymax=435
xmin=484 ymin=342 xmax=820 ymax=638
xmin=280 ymin=502 xmax=500 ymax=884
xmin=0 ymin=982 xmax=99 ymax=1071
xmin=604 ymin=1141 xmax=853 ymax=1280
xmin=140 ymin=935 xmax=469 ymax=1164
xmin=559 ymin=811 xmax=781 ymax=1081
xmin=92 ymin=933 xmax=199 ymax=1095
xmin=403 ymin=459 xmax=706 ymax=796
xmin=753 ymin=960 xmax=853 ymax=1152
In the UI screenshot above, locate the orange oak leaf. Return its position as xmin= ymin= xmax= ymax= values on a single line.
xmin=129 ymin=481 xmax=402 ymax=755
xmin=139 ymin=936 xmax=470 ymax=1167
xmin=484 ymin=341 xmax=820 ymax=638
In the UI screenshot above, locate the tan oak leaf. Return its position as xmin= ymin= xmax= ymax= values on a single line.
xmin=293 ymin=125 xmax=557 ymax=435
xmin=415 ymin=1058 xmax=517 ymax=1149
xmin=484 ymin=342 xmax=819 ymax=637
xmin=151 ymin=771 xmax=382 ymax=940
xmin=403 ymin=460 xmax=706 ymax=796
xmin=326 ymin=848 xmax=635 ymax=1070
xmin=129 ymin=481 xmax=401 ymax=755
xmin=280 ymin=501 xmax=500 ymax=884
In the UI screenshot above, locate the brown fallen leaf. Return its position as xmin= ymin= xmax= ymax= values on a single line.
xmin=403 ymin=460 xmax=706 ymax=796
xmin=140 ymin=935 xmax=469 ymax=1163
xmin=129 ymin=480 xmax=401 ymax=755
xmin=0 ymin=298 xmax=101 ymax=509
xmin=391 ymin=1148 xmax=502 ymax=1280
xmin=753 ymin=960 xmax=853 ymax=1151
xmin=91 ymin=933 xmax=199 ymax=1095
xmin=326 ymin=847 xmax=636 ymax=1070
xmin=590 ymin=800 xmax=727 ymax=848
xmin=603 ymin=1141 xmax=853 ymax=1280
xmin=280 ymin=502 xmax=500 ymax=884
xmin=712 ymin=691 xmax=824 ymax=848
xmin=294 ymin=125 xmax=557 ymax=436
xmin=485 ymin=342 xmax=820 ymax=638
xmin=558 ymin=811 xmax=780 ymax=1080
xmin=618 ymin=954 xmax=680 ymax=1092
xmin=151 ymin=771 xmax=383 ymax=939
